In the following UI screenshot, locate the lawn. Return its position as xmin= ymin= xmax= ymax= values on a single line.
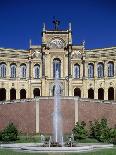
xmin=0 ymin=148 xmax=116 ymax=155
xmin=15 ymin=135 xmax=99 ymax=143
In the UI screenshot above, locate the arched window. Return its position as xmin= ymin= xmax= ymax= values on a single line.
xmin=33 ymin=88 xmax=40 ymax=97
xmin=108 ymin=62 xmax=114 ymax=77
xmin=88 ymin=63 xmax=94 ymax=78
xmin=53 ymin=58 xmax=61 ymax=78
xmin=34 ymin=64 xmax=40 ymax=79
xmin=0 ymin=88 xmax=6 ymax=101
xmin=20 ymin=64 xmax=26 ymax=78
xmin=74 ymin=64 xmax=80 ymax=79
xmin=20 ymin=89 xmax=26 ymax=99
xmin=0 ymin=63 xmax=6 ymax=78
xmin=98 ymin=88 xmax=104 ymax=100
xmin=97 ymin=63 xmax=104 ymax=78
xmin=52 ymin=85 xmax=62 ymax=96
xmin=10 ymin=64 xmax=16 ymax=78
xmin=74 ymin=88 xmax=81 ymax=97
xmin=10 ymin=88 xmax=16 ymax=100
xmin=108 ymin=87 xmax=114 ymax=100
xmin=88 ymin=88 xmax=94 ymax=99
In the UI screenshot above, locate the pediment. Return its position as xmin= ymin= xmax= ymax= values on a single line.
xmin=71 ymin=50 xmax=82 ymax=59
xmin=31 ymin=50 xmax=42 ymax=59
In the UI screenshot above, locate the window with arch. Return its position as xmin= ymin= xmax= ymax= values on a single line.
xmin=108 ymin=62 xmax=114 ymax=77
xmin=97 ymin=63 xmax=104 ymax=78
xmin=52 ymin=85 xmax=62 ymax=96
xmin=20 ymin=89 xmax=26 ymax=99
xmin=108 ymin=87 xmax=114 ymax=100
xmin=0 ymin=88 xmax=6 ymax=101
xmin=0 ymin=63 xmax=6 ymax=78
xmin=74 ymin=64 xmax=80 ymax=79
xmin=33 ymin=88 xmax=40 ymax=97
xmin=88 ymin=63 xmax=94 ymax=78
xmin=10 ymin=64 xmax=16 ymax=78
xmin=53 ymin=58 xmax=61 ymax=78
xmin=10 ymin=88 xmax=16 ymax=100
xmin=88 ymin=88 xmax=94 ymax=99
xmin=20 ymin=64 xmax=26 ymax=78
xmin=74 ymin=88 xmax=81 ymax=97
xmin=34 ymin=64 xmax=40 ymax=79
xmin=98 ymin=88 xmax=104 ymax=100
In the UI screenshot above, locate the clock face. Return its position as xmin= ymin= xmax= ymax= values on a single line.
xmin=48 ymin=39 xmax=64 ymax=49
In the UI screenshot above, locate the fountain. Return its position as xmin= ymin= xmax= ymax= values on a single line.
xmin=52 ymin=70 xmax=63 ymax=145
xmin=0 ymin=70 xmax=114 ymax=152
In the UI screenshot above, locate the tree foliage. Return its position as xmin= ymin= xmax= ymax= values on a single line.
xmin=89 ymin=118 xmax=112 ymax=142
xmin=72 ymin=121 xmax=88 ymax=140
xmin=1 ymin=122 xmax=18 ymax=142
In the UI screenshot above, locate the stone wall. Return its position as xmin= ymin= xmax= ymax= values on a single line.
xmin=0 ymin=101 xmax=36 ymax=134
xmin=39 ymin=98 xmax=75 ymax=134
xmin=78 ymin=99 xmax=116 ymax=128
xmin=0 ymin=98 xmax=116 ymax=134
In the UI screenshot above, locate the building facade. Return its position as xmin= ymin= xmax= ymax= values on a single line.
xmin=0 ymin=23 xmax=116 ymax=101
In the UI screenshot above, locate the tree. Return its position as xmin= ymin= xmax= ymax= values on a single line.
xmin=72 ymin=121 xmax=88 ymax=140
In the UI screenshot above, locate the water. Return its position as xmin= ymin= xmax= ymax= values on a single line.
xmin=53 ymin=70 xmax=63 ymax=144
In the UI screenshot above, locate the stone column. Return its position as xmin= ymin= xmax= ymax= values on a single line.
xmin=17 ymin=62 xmax=20 ymax=79
xmin=36 ymin=98 xmax=40 ymax=133
xmin=6 ymin=88 xmax=10 ymax=100
xmin=82 ymin=60 xmax=85 ymax=78
xmin=80 ymin=62 xmax=83 ymax=79
xmin=94 ymin=62 xmax=97 ymax=79
xmin=6 ymin=62 xmax=10 ymax=79
xmin=41 ymin=46 xmax=45 ymax=78
xmin=114 ymin=61 xmax=116 ymax=77
xmin=68 ymin=46 xmax=72 ymax=77
xmin=26 ymin=62 xmax=29 ymax=79
xmin=94 ymin=85 xmax=98 ymax=99
xmin=104 ymin=61 xmax=108 ymax=78
xmin=104 ymin=88 xmax=108 ymax=100
xmin=85 ymin=62 xmax=88 ymax=78
xmin=74 ymin=97 xmax=79 ymax=124
xmin=17 ymin=90 xmax=20 ymax=100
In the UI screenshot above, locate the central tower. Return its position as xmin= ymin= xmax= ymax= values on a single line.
xmin=41 ymin=22 xmax=72 ymax=96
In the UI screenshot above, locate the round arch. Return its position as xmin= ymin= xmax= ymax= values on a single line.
xmin=88 ymin=88 xmax=94 ymax=99
xmin=0 ymin=88 xmax=6 ymax=101
xmin=98 ymin=88 xmax=104 ymax=100
xmin=74 ymin=88 xmax=81 ymax=97
xmin=33 ymin=88 xmax=40 ymax=98
xmin=20 ymin=89 xmax=26 ymax=99
xmin=10 ymin=88 xmax=16 ymax=100
xmin=108 ymin=87 xmax=114 ymax=100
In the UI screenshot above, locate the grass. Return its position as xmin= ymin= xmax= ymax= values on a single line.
xmin=15 ymin=135 xmax=99 ymax=144
xmin=0 ymin=148 xmax=116 ymax=155
xmin=16 ymin=135 xmax=41 ymax=143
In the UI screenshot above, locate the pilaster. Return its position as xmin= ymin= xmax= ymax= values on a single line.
xmin=74 ymin=97 xmax=79 ymax=124
xmin=6 ymin=88 xmax=10 ymax=100
xmin=6 ymin=62 xmax=10 ymax=79
xmin=104 ymin=61 xmax=108 ymax=78
xmin=36 ymin=98 xmax=40 ymax=133
xmin=94 ymin=62 xmax=97 ymax=79
xmin=85 ymin=62 xmax=88 ymax=78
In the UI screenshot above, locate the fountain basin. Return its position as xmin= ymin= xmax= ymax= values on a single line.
xmin=0 ymin=143 xmax=114 ymax=153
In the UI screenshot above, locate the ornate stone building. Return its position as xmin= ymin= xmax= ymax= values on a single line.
xmin=0 ymin=22 xmax=116 ymax=101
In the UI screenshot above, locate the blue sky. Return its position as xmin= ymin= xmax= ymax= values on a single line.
xmin=0 ymin=0 xmax=116 ymax=50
